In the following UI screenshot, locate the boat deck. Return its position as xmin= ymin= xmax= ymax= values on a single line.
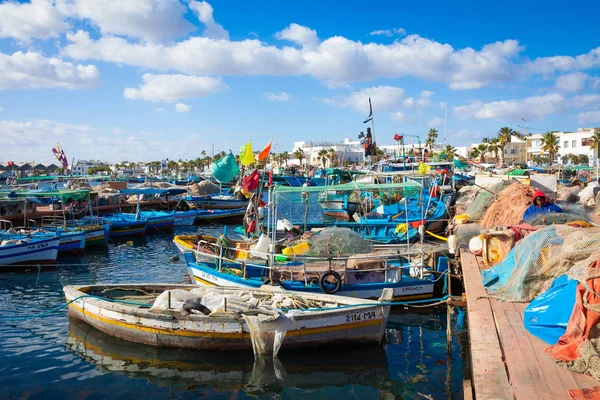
xmin=460 ymin=246 xmax=598 ymax=399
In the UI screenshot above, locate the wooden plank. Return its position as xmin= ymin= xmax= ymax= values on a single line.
xmin=512 ymin=303 xmax=598 ymax=391
xmin=491 ymin=300 xmax=559 ymax=399
xmin=461 ymin=247 xmax=515 ymax=400
xmin=463 ymin=379 xmax=474 ymax=400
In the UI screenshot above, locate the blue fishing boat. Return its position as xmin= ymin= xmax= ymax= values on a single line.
xmin=194 ymin=208 xmax=246 ymax=223
xmin=0 ymin=234 xmax=60 ymax=266
xmin=184 ymin=194 xmax=248 ymax=210
xmin=301 ymin=219 xmax=419 ymax=244
xmin=103 ymin=215 xmax=147 ymax=238
xmin=136 ymin=210 xmax=174 ymax=233
xmin=172 ymin=210 xmax=199 ymax=226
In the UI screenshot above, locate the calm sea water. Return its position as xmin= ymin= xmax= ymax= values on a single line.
xmin=0 ymin=201 xmax=467 ymax=399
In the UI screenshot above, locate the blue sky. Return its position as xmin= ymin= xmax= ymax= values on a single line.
xmin=0 ymin=0 xmax=599 ymax=163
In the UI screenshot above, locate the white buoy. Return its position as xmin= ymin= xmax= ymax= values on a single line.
xmin=448 ymin=234 xmax=458 ymax=255
xmin=468 ymin=235 xmax=484 ymax=256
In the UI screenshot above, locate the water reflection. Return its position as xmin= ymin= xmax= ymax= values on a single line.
xmin=67 ymin=319 xmax=390 ymax=397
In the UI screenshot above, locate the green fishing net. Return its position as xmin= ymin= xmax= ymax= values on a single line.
xmin=306 ymin=227 xmax=373 ymax=256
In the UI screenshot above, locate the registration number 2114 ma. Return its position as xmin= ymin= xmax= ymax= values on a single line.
xmin=345 ymin=311 xmax=377 ymax=323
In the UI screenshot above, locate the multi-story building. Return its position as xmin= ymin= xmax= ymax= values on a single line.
xmin=527 ymin=128 xmax=600 ymax=164
xmin=72 ymin=160 xmax=109 ymax=176
xmin=289 ymin=138 xmax=366 ymax=167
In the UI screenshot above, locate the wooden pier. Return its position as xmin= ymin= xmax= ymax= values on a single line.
xmin=460 ymin=246 xmax=598 ymax=399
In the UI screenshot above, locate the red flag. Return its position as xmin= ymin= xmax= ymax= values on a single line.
xmin=241 ymin=169 xmax=260 ymax=196
xmin=258 ymin=142 xmax=272 ymax=161
xmin=393 ymin=133 xmax=402 ymax=141
xmin=7 ymin=161 xmax=14 ymax=166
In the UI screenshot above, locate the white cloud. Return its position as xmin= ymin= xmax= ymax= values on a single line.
xmin=323 ymin=86 xmax=406 ymax=112
xmin=555 ymin=72 xmax=587 ymax=92
xmin=454 ymin=93 xmax=600 ymax=121
xmin=369 ymin=28 xmax=406 ymax=37
xmin=590 ymin=76 xmax=600 ymax=90
xmin=67 ymin=0 xmax=194 ymax=42
xmin=0 ymin=0 xmax=69 ymax=41
xmin=402 ymin=98 xmax=415 ymax=107
xmin=275 ymin=23 xmax=319 ymax=49
xmin=0 ymin=51 xmax=99 ymax=90
xmin=264 ymin=92 xmax=291 ymax=102
xmin=113 ymin=128 xmax=124 ymax=134
xmin=428 ymin=117 xmax=444 ymax=127
xmin=154 ymin=107 xmax=165 ymax=112
xmin=525 ymin=47 xmax=600 ymax=75
xmin=577 ymin=111 xmax=600 ymax=125
xmin=390 ymin=111 xmax=416 ymax=123
xmin=189 ymin=1 xmax=229 ymax=40
xmin=439 ymin=101 xmax=447 ymax=109
xmin=416 ymin=90 xmax=434 ymax=108
xmin=62 ymin=27 xmax=525 ymax=90
xmin=124 ymin=73 xmax=227 ymax=102
xmin=175 ymin=103 xmax=192 ymax=112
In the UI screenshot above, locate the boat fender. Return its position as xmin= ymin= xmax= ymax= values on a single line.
xmin=319 ymin=271 xmax=342 ymax=294
xmin=182 ymin=299 xmax=211 ymax=315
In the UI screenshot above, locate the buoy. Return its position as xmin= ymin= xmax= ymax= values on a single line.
xmin=126 ymin=240 xmax=133 ymax=246
xmin=448 ymin=234 xmax=458 ymax=254
xmin=170 ymin=255 xmax=180 ymax=262
xmin=468 ymin=235 xmax=485 ymax=256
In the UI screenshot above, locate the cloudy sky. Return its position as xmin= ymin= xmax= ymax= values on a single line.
xmin=1 ymin=0 xmax=599 ymax=163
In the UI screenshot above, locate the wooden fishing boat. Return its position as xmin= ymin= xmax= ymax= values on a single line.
xmin=172 ymin=210 xmax=199 ymax=226
xmin=194 ymin=208 xmax=246 ymax=223
xmin=137 ymin=210 xmax=175 ymax=232
xmin=0 ymin=235 xmax=60 ymax=266
xmin=185 ymin=194 xmax=248 ymax=210
xmin=63 ymin=284 xmax=392 ymax=352
xmin=301 ymin=219 xmax=419 ymax=244
xmin=103 ymin=215 xmax=147 ymax=238
xmin=181 ymin=234 xmax=436 ymax=301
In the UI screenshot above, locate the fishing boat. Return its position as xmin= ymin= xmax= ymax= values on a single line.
xmin=172 ymin=210 xmax=200 ymax=226
xmin=194 ymin=208 xmax=246 ymax=223
xmin=301 ymin=219 xmax=419 ymax=244
xmin=103 ymin=214 xmax=148 ymax=238
xmin=0 ymin=234 xmax=60 ymax=266
xmin=184 ymin=194 xmax=248 ymax=210
xmin=0 ymin=218 xmax=86 ymax=256
xmin=63 ymin=284 xmax=393 ymax=352
xmin=316 ymin=169 xmax=366 ymax=219
xmin=137 ymin=210 xmax=175 ymax=233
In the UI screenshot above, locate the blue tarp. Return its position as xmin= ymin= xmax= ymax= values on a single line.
xmin=524 ymin=275 xmax=577 ymax=345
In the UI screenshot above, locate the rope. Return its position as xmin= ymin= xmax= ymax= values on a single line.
xmin=0 ymin=294 xmax=149 ymax=321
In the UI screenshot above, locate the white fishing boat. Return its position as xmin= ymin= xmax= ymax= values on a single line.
xmin=0 ymin=235 xmax=60 ymax=266
xmin=63 ymin=284 xmax=392 ymax=354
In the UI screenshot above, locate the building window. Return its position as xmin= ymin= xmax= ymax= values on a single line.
xmin=583 ymin=138 xmax=592 ymax=146
xmin=564 ymin=141 xmax=569 ymax=148
xmin=572 ymin=140 xmax=577 ymax=148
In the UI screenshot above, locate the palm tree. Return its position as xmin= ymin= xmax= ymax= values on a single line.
xmin=469 ymin=147 xmax=480 ymax=161
xmin=318 ymin=149 xmax=328 ymax=168
xmin=426 ymin=128 xmax=439 ymax=151
xmin=540 ymin=131 xmax=559 ymax=166
xmin=496 ymin=126 xmax=515 ymax=166
xmin=588 ymin=131 xmax=600 ymax=163
xmin=280 ymin=152 xmax=289 ymax=166
xmin=327 ymin=148 xmax=337 ymax=167
xmin=475 ymin=143 xmax=489 ymax=163
xmin=293 ymin=149 xmax=305 ymax=166
xmin=444 ymin=145 xmax=457 ymax=161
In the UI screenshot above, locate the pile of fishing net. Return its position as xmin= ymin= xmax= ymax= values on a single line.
xmin=188 ymin=181 xmax=219 ymax=196
xmin=464 ymin=179 xmax=516 ymax=222
xmin=577 ymin=181 xmax=599 ymax=207
xmin=480 ymin=182 xmax=536 ymax=228
xmin=557 ymin=185 xmax=583 ymax=202
xmin=482 ymin=224 xmax=600 ymax=302
xmin=306 ymin=227 xmax=373 ymax=256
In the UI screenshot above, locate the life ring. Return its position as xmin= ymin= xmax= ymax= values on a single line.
xmin=319 ymin=271 xmax=342 ymax=294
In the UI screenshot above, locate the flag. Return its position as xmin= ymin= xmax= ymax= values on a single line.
xmin=239 ymin=141 xmax=254 ymax=166
xmin=52 ymin=144 xmax=69 ymax=169
xmin=363 ymin=97 xmax=373 ymax=123
xmin=258 ymin=142 xmax=272 ymax=161
xmin=7 ymin=161 xmax=14 ymax=166
xmin=393 ymin=133 xmax=403 ymax=141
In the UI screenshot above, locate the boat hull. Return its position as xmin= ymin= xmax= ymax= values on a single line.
xmin=319 ymin=200 xmax=360 ymax=220
xmin=185 ymin=196 xmax=248 ymax=210
xmin=194 ymin=208 xmax=246 ymax=223
xmin=84 ymin=226 xmax=109 ymax=247
xmin=58 ymin=232 xmax=86 ymax=255
xmin=64 ymin=284 xmax=390 ymax=351
xmin=108 ymin=221 xmax=147 ymax=238
xmin=0 ymin=237 xmax=60 ymax=266
xmin=172 ymin=211 xmax=198 ymax=226
xmin=146 ymin=216 xmax=175 ymax=233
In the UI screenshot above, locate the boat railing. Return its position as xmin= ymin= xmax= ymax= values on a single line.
xmin=195 ymin=239 xmax=426 ymax=284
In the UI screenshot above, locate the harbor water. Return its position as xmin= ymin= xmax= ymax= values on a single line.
xmin=0 ymin=222 xmax=467 ymax=399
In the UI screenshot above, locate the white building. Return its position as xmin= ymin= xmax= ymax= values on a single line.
xmin=72 ymin=160 xmax=109 ymax=176
xmin=527 ymin=128 xmax=600 ymax=164
xmin=289 ymin=138 xmax=366 ymax=167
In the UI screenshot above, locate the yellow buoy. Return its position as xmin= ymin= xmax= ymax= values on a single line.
xmin=126 ymin=240 xmax=133 ymax=246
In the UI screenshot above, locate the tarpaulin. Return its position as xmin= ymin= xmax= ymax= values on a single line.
xmin=524 ymin=274 xmax=577 ymax=345
xmin=210 ymin=152 xmax=240 ymax=184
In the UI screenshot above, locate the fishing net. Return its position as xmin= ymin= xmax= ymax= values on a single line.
xmin=189 ymin=181 xmax=220 ymax=196
xmin=484 ymin=225 xmax=600 ymax=302
xmin=306 ymin=227 xmax=373 ymax=256
xmin=557 ymin=185 xmax=583 ymax=202
xmin=578 ymin=181 xmax=599 ymax=207
xmin=480 ymin=182 xmax=536 ymax=228
xmin=465 ymin=179 xmax=516 ymax=222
